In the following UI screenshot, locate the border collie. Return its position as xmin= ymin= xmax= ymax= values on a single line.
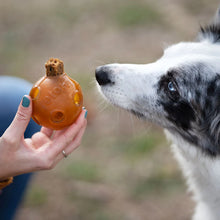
xmin=95 ymin=7 xmax=220 ymax=220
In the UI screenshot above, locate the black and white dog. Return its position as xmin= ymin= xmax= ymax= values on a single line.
xmin=96 ymin=8 xmax=220 ymax=220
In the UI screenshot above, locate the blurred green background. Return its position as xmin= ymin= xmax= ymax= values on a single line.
xmin=0 ymin=0 xmax=218 ymax=219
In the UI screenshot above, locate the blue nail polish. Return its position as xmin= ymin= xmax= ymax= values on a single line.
xmin=22 ymin=96 xmax=30 ymax=107
xmin=84 ymin=110 xmax=88 ymax=119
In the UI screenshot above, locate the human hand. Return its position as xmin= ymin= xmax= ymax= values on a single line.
xmin=0 ymin=96 xmax=87 ymax=180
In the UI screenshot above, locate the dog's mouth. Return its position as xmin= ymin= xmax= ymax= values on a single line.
xmin=98 ymin=84 xmax=146 ymax=119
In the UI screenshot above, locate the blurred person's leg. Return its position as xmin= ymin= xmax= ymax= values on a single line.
xmin=0 ymin=76 xmax=41 ymax=220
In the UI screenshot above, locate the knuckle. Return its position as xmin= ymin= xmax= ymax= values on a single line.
xmin=2 ymin=135 xmax=17 ymax=146
xmin=16 ymin=110 xmax=28 ymax=122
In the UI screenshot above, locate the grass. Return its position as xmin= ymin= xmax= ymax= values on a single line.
xmin=75 ymin=204 xmax=119 ymax=220
xmin=62 ymin=160 xmax=101 ymax=182
xmin=131 ymin=170 xmax=184 ymax=199
xmin=24 ymin=186 xmax=48 ymax=207
xmin=114 ymin=2 xmax=162 ymax=27
xmin=182 ymin=0 xmax=211 ymax=14
xmin=51 ymin=1 xmax=80 ymax=26
xmin=68 ymin=193 xmax=122 ymax=220
xmin=0 ymin=30 xmax=29 ymax=75
xmin=117 ymin=132 xmax=164 ymax=159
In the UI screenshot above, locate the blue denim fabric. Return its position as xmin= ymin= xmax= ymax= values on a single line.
xmin=0 ymin=76 xmax=41 ymax=220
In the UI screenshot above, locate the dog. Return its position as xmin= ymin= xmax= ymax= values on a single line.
xmin=95 ymin=7 xmax=220 ymax=220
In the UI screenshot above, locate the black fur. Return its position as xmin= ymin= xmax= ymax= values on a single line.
xmin=162 ymin=100 xmax=196 ymax=130
xmin=206 ymin=75 xmax=220 ymax=96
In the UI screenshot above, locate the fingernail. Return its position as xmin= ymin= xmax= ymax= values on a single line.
xmin=84 ymin=110 xmax=88 ymax=119
xmin=22 ymin=96 xmax=30 ymax=108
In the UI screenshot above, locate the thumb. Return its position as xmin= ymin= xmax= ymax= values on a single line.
xmin=6 ymin=95 xmax=32 ymax=140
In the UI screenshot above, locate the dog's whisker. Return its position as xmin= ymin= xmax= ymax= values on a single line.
xmin=97 ymin=101 xmax=108 ymax=111
xmin=89 ymin=78 xmax=97 ymax=86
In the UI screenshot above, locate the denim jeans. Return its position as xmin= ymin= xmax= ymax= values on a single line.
xmin=0 ymin=76 xmax=40 ymax=220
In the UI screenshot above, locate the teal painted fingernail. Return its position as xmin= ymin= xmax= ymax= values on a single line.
xmin=22 ymin=96 xmax=30 ymax=107
xmin=84 ymin=110 xmax=88 ymax=119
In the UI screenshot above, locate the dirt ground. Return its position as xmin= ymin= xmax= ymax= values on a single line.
xmin=0 ymin=0 xmax=219 ymax=219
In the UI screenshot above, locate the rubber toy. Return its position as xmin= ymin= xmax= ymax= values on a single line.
xmin=29 ymin=58 xmax=83 ymax=130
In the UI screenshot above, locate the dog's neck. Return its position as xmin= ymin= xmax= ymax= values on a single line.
xmin=165 ymin=130 xmax=220 ymax=220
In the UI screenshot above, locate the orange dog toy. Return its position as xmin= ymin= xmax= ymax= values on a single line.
xmin=29 ymin=58 xmax=83 ymax=130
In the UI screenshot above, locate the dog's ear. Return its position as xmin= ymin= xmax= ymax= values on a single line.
xmin=213 ymin=7 xmax=220 ymax=25
xmin=198 ymin=7 xmax=220 ymax=43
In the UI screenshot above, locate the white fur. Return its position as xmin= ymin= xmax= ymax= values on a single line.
xmin=166 ymin=131 xmax=220 ymax=220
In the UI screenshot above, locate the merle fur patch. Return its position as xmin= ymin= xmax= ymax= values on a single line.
xmin=162 ymin=100 xmax=196 ymax=130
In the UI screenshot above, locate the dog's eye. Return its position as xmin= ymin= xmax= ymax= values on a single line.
xmin=167 ymin=81 xmax=179 ymax=101
xmin=168 ymin=81 xmax=177 ymax=92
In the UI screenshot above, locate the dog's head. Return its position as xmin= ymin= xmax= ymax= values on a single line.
xmin=96 ymin=9 xmax=220 ymax=156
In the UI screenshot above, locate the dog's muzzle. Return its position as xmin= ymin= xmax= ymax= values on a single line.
xmin=95 ymin=66 xmax=113 ymax=86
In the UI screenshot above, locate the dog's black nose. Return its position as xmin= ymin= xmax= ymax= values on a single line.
xmin=95 ymin=67 xmax=112 ymax=86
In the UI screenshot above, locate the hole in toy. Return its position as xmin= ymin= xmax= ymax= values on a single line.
xmin=51 ymin=110 xmax=65 ymax=123
xmin=30 ymin=86 xmax=40 ymax=100
xmin=73 ymin=91 xmax=82 ymax=106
